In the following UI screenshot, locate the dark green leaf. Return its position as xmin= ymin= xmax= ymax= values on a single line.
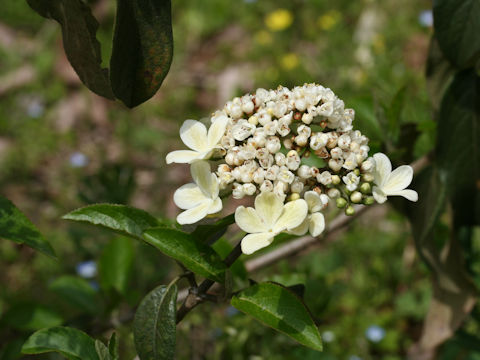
xmin=191 ymin=213 xmax=235 ymax=245
xmin=433 ymin=0 xmax=480 ymax=68
xmin=134 ymin=284 xmax=177 ymax=360
xmin=0 ymin=195 xmax=55 ymax=258
xmin=26 ymin=0 xmax=114 ymax=99
xmin=386 ymin=86 xmax=407 ymax=142
xmin=143 ymin=228 xmax=227 ymax=283
xmin=95 ymin=341 xmax=111 ymax=360
xmin=63 ymin=204 xmax=160 ymax=240
xmin=108 ymin=333 xmax=119 ymax=360
xmin=231 ymin=282 xmax=323 ymax=351
xmin=110 ymin=0 xmax=173 ymax=107
xmin=436 ymin=69 xmax=480 ymax=226
xmin=49 ymin=276 xmax=99 ymax=314
xmin=22 ymin=326 xmax=99 ymax=360
xmin=99 ymin=237 xmax=134 ymax=295
xmin=1 ymin=303 xmax=63 ymax=331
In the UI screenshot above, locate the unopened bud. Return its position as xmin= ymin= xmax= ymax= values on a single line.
xmin=345 ymin=205 xmax=355 ymax=216
xmin=362 ymin=173 xmax=374 ymax=182
xmin=363 ymin=196 xmax=375 ymax=205
xmin=350 ymin=191 xmax=362 ymax=203
xmin=336 ymin=197 xmax=347 ymax=208
xmin=288 ymin=193 xmax=300 ymax=201
xmin=360 ymin=182 xmax=371 ymax=194
xmin=331 ymin=175 xmax=341 ymax=185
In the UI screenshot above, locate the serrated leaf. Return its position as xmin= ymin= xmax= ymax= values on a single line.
xmin=22 ymin=326 xmax=99 ymax=360
xmin=433 ymin=0 xmax=480 ymax=68
xmin=49 ymin=276 xmax=99 ymax=314
xmin=110 ymin=0 xmax=173 ymax=107
xmin=63 ymin=204 xmax=160 ymax=240
xmin=99 ymin=237 xmax=134 ymax=295
xmin=134 ymin=284 xmax=177 ymax=360
xmin=1 ymin=303 xmax=63 ymax=331
xmin=26 ymin=0 xmax=114 ymax=99
xmin=0 ymin=195 xmax=55 ymax=258
xmin=143 ymin=228 xmax=227 ymax=283
xmin=231 ymin=282 xmax=323 ymax=351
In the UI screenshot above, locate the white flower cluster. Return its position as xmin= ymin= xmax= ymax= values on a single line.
xmin=167 ymin=84 xmax=417 ymax=255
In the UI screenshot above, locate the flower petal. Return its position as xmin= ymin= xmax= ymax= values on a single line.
xmin=208 ymin=197 xmax=223 ymax=214
xmin=372 ymin=186 xmax=387 ymax=204
xmin=288 ymin=216 xmax=309 ymax=236
xmin=373 ymin=153 xmax=392 ymax=187
xmin=176 ymin=200 xmax=212 ymax=225
xmin=191 ymin=161 xmax=217 ymax=198
xmin=207 ymin=115 xmax=229 ymax=148
xmin=180 ymin=120 xmax=208 ymax=152
xmin=304 ymin=191 xmax=323 ymax=213
xmin=235 ymin=206 xmax=268 ymax=233
xmin=254 ymin=192 xmax=284 ymax=227
xmin=240 ymin=232 xmax=274 ymax=255
xmin=387 ymin=189 xmax=418 ymax=202
xmin=173 ymin=183 xmax=207 ymax=210
xmin=273 ymin=199 xmax=308 ymax=233
xmin=383 ymin=165 xmax=413 ymax=193
xmin=166 ymin=150 xmax=201 ymax=164
xmin=309 ymin=212 xmax=325 ymax=237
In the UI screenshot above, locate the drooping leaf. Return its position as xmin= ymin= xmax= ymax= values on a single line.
xmin=0 ymin=195 xmax=55 ymax=258
xmin=191 ymin=213 xmax=235 ymax=245
xmin=110 ymin=0 xmax=173 ymax=107
xmin=143 ymin=228 xmax=227 ymax=283
xmin=133 ymin=284 xmax=177 ymax=360
xmin=63 ymin=204 xmax=160 ymax=240
xmin=22 ymin=326 xmax=99 ymax=360
xmin=231 ymin=282 xmax=323 ymax=351
xmin=433 ymin=0 xmax=480 ymax=68
xmin=26 ymin=0 xmax=114 ymax=99
xmin=49 ymin=276 xmax=99 ymax=314
xmin=99 ymin=237 xmax=134 ymax=295
xmin=1 ymin=303 xmax=63 ymax=331
xmin=436 ymin=69 xmax=480 ymax=226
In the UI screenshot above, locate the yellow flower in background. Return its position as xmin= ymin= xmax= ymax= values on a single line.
xmin=265 ymin=9 xmax=293 ymax=31
xmin=281 ymin=53 xmax=299 ymax=70
xmin=254 ymin=30 xmax=273 ymax=45
xmin=317 ymin=10 xmax=341 ymax=31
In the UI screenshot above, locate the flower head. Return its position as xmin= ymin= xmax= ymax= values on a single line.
xmin=173 ymin=161 xmax=222 ymax=224
xmin=235 ymin=192 xmax=308 ymax=254
xmin=166 ymin=116 xmax=229 ymax=164
xmin=372 ymin=153 xmax=418 ymax=204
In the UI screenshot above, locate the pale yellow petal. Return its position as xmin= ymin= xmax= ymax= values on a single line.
xmin=241 ymin=232 xmax=274 ymax=255
xmin=304 ymin=191 xmax=323 ymax=213
xmin=309 ymin=212 xmax=325 ymax=237
xmin=383 ymin=165 xmax=413 ymax=193
xmin=191 ymin=161 xmax=215 ymax=198
xmin=207 ymin=115 xmax=229 ymax=148
xmin=176 ymin=200 xmax=212 ymax=225
xmin=235 ymin=206 xmax=268 ymax=233
xmin=373 ymin=153 xmax=392 ymax=187
xmin=180 ymin=120 xmax=208 ymax=152
xmin=254 ymin=192 xmax=284 ymax=227
xmin=387 ymin=189 xmax=418 ymax=202
xmin=372 ymin=186 xmax=387 ymax=204
xmin=166 ymin=150 xmax=201 ymax=164
xmin=273 ymin=199 xmax=308 ymax=232
xmin=173 ymin=183 xmax=207 ymax=210
xmin=288 ymin=217 xmax=309 ymax=236
xmin=208 ymin=197 xmax=223 ymax=214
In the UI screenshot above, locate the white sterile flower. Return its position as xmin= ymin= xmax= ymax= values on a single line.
xmin=235 ymin=192 xmax=308 ymax=254
xmin=173 ymin=161 xmax=222 ymax=224
xmin=289 ymin=191 xmax=326 ymax=237
xmin=372 ymin=153 xmax=418 ymax=204
xmin=343 ymin=171 xmax=360 ymax=191
xmin=232 ymin=120 xmax=256 ymax=141
xmin=166 ymin=117 xmax=229 ymax=164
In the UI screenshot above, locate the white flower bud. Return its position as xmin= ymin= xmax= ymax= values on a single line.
xmin=225 ymin=151 xmax=236 ymax=165
xmin=266 ymin=136 xmax=281 ymax=153
xmin=253 ymin=168 xmax=265 ymax=184
xmin=295 ymin=99 xmax=306 ymax=112
xmin=260 ymin=180 xmax=273 ymax=192
xmin=349 ymin=141 xmax=360 ymax=152
xmin=243 ymin=183 xmax=256 ymax=196
xmin=256 ymin=148 xmax=269 ymax=160
xmin=239 ymin=144 xmax=256 ymax=160
xmin=326 ymin=132 xmax=338 ymax=149
xmin=320 ymin=194 xmax=330 ymax=208
xmin=274 ymin=103 xmax=288 ymax=118
xmin=259 ymin=154 xmax=274 ymax=169
xmin=248 ymin=115 xmax=258 ymax=125
xmin=361 ymin=157 xmax=375 ymax=172
xmin=286 ymin=150 xmax=301 ymax=171
xmin=350 ymin=191 xmax=362 ymax=203
xmin=242 ymin=100 xmax=255 ymax=114
xmin=310 ymin=133 xmax=328 ymax=150
xmin=298 ymin=165 xmax=311 ymax=179
xmin=240 ymin=169 xmax=254 ymax=183
xmin=275 ymin=152 xmax=286 ymax=166
xmin=297 ymin=124 xmax=312 ymax=138
xmin=277 ymin=167 xmax=295 ymax=184
xmin=264 ymin=120 xmax=278 ymax=136
xmin=232 ymin=183 xmax=245 ymax=199
xmin=327 ymin=188 xmax=341 ymax=199
xmin=338 ymin=134 xmax=351 ymax=150
xmin=258 ymin=112 xmax=272 ymax=126
xmin=302 ymin=112 xmax=313 ymax=124
xmin=295 ymin=135 xmax=308 ymax=147
xmin=362 ymin=173 xmax=374 ymax=182
xmin=230 ymin=105 xmax=243 ymax=119
xmin=328 ymin=158 xmax=343 ymax=172
xmin=231 ymin=167 xmax=242 ymax=181
xmin=255 ymin=88 xmax=269 ymax=103
xmin=317 ymin=171 xmax=332 ymax=185
xmin=291 ymin=178 xmax=304 ymax=193
xmin=310 ymin=166 xmax=320 ymax=178
xmin=330 ymin=147 xmax=343 ymax=160
xmin=265 ymin=165 xmax=280 ymax=181
xmin=318 ymin=101 xmax=334 ymax=116
xmin=342 ymin=172 xmax=360 ymax=191
xmin=343 ymin=153 xmax=358 ymax=170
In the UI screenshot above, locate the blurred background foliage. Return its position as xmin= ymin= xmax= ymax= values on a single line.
xmin=1 ymin=0 xmax=479 ymax=359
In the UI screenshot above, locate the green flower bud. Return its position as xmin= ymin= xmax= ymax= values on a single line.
xmin=350 ymin=191 xmax=362 ymax=203
xmin=360 ymin=182 xmax=371 ymax=194
xmin=345 ymin=205 xmax=355 ymax=216
xmin=354 ymin=169 xmax=360 ymax=176
xmin=363 ymin=196 xmax=375 ymax=205
xmin=336 ymin=197 xmax=347 ymax=208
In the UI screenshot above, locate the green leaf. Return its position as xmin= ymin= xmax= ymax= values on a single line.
xmin=26 ymin=0 xmax=114 ymax=99
xmin=0 ymin=195 xmax=55 ymax=258
xmin=436 ymin=69 xmax=480 ymax=226
xmin=108 ymin=333 xmax=119 ymax=360
xmin=49 ymin=276 xmax=99 ymax=314
xmin=231 ymin=282 xmax=323 ymax=351
xmin=191 ymin=213 xmax=235 ymax=245
xmin=143 ymin=228 xmax=227 ymax=283
xmin=95 ymin=340 xmax=111 ymax=360
xmin=433 ymin=0 xmax=480 ymax=68
xmin=1 ymin=303 xmax=63 ymax=331
xmin=99 ymin=237 xmax=134 ymax=295
xmin=385 ymin=86 xmax=407 ymax=142
xmin=63 ymin=204 xmax=160 ymax=240
xmin=134 ymin=284 xmax=177 ymax=360
xmin=22 ymin=326 xmax=99 ymax=360
xmin=110 ymin=0 xmax=173 ymax=107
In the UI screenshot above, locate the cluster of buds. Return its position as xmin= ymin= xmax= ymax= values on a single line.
xmin=166 ymin=84 xmax=417 ymax=255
